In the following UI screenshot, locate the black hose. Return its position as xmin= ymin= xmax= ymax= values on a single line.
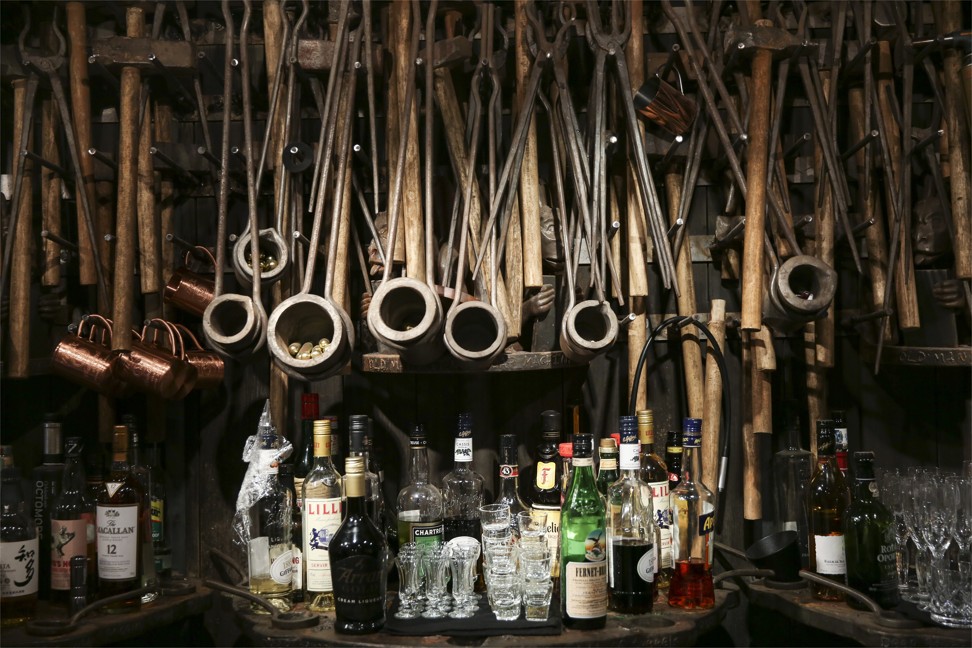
xmin=627 ymin=315 xmax=732 ymax=534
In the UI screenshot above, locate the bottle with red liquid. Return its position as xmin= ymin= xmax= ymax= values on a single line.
xmin=667 ymin=418 xmax=715 ymax=609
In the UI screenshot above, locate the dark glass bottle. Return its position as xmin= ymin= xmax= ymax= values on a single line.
xmin=665 ymin=427 xmax=684 ymax=493
xmin=560 ymin=433 xmax=607 ymax=629
xmin=329 ymin=456 xmax=387 ymax=634
xmin=528 ymin=411 xmax=562 ymax=577
xmin=843 ymin=452 xmax=899 ymax=609
xmin=442 ymin=413 xmax=485 ymax=541
xmin=144 ymin=444 xmax=171 ymax=579
xmin=294 ymin=393 xmax=320 ymax=512
xmin=32 ymin=415 xmax=64 ymax=600
xmin=494 ymin=434 xmax=528 ymax=531
xmin=1 ymin=466 xmax=39 ymax=626
xmin=347 ymin=415 xmax=383 ymax=527
xmin=123 ymin=417 xmax=157 ymax=603
xmin=595 ymin=437 xmax=619 ymax=498
xmin=50 ymin=437 xmax=96 ymax=608
xmin=832 ymin=410 xmax=849 ymax=476
xmin=638 ymin=410 xmax=672 ymax=589
xmin=96 ymin=425 xmax=144 ymax=613
xmin=807 ymin=420 xmax=850 ymax=601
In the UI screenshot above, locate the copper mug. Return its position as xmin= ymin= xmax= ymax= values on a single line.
xmin=51 ymin=314 xmax=129 ymax=396
xmin=163 ymin=247 xmax=217 ymax=317
xmin=633 ymin=73 xmax=698 ymax=137
xmin=174 ymin=323 xmax=225 ymax=390
xmin=115 ymin=319 xmax=197 ymax=400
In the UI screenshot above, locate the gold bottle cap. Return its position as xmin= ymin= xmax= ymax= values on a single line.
xmin=313 ymin=419 xmax=331 ymax=435
xmin=637 ymin=409 xmax=654 ymax=443
xmin=599 ymin=437 xmax=617 ymax=450
xmin=112 ymin=425 xmax=129 ymax=461
xmin=344 ymin=456 xmax=365 ymax=497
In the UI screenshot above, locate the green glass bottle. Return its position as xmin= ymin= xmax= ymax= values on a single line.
xmin=560 ymin=433 xmax=607 ymax=629
xmin=595 ymin=437 xmax=619 ymax=498
xmin=843 ymin=452 xmax=898 ymax=609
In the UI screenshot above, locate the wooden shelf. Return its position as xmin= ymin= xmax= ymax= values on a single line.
xmin=356 ymin=350 xmax=585 ymax=374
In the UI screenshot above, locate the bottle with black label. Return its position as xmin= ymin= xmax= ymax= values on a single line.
xmin=329 ymin=457 xmax=387 ymax=634
xmin=50 ymin=437 xmax=95 ymax=608
xmin=96 ymin=425 xmax=144 ymax=613
xmin=442 ymin=413 xmax=484 ymax=541
xmin=396 ymin=425 xmax=443 ymax=546
xmin=843 ymin=451 xmax=899 ymax=609
xmin=33 ymin=414 xmax=64 ymax=599
xmin=560 ymin=433 xmax=607 ymax=629
xmin=1 ymin=466 xmax=38 ymax=626
xmin=807 ymin=420 xmax=849 ymax=601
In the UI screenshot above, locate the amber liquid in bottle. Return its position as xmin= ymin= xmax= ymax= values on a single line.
xmin=807 ymin=421 xmax=849 ymax=601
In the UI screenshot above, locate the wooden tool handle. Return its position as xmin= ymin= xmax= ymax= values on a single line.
xmin=111 ymin=7 xmax=144 ymax=351
xmin=742 ymin=331 xmax=761 ymax=520
xmin=740 ymin=42 xmax=773 ymax=331
xmin=41 ymin=99 xmax=62 ymax=288
xmin=136 ymin=98 xmax=159 ymax=296
xmin=804 ymin=320 xmax=826 ymax=459
xmin=814 ymin=71 xmax=835 ymax=368
xmin=8 ymin=79 xmax=34 ymax=378
xmin=625 ymin=0 xmax=649 ymax=302
xmin=753 ymin=325 xmax=773 ymax=436
xmin=515 ymin=0 xmax=542 ymax=291
xmin=701 ymin=299 xmax=726 ymax=493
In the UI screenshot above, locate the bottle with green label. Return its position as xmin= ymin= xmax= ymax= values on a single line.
xmin=396 ymin=425 xmax=443 ymax=546
xmin=560 ymin=433 xmax=607 ymax=630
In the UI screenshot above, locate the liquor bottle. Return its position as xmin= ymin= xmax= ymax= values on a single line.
xmin=303 ymin=419 xmax=343 ymax=613
xmin=0 ymin=445 xmax=14 ymax=469
xmin=494 ymin=434 xmax=528 ymax=530
xmin=246 ymin=407 xmax=294 ymax=608
xmin=364 ymin=417 xmax=398 ymax=553
xmin=96 ymin=425 xmax=144 ymax=613
xmin=123 ymin=417 xmax=157 ymax=603
xmin=668 ymin=418 xmax=715 ymax=609
xmin=832 ymin=410 xmax=849 ymax=476
xmin=325 ymin=416 xmax=342 ymax=475
xmin=294 ymin=393 xmax=320 ymax=511
xmin=1 ymin=466 xmax=39 ymax=626
xmin=529 ymin=411 xmax=563 ymax=578
xmin=50 ymin=437 xmax=96 ymax=608
xmin=278 ymin=463 xmax=302 ymax=602
xmin=144 ymin=444 xmax=171 ymax=579
xmin=595 ymin=437 xmax=619 ymax=498
xmin=329 ymin=457 xmax=388 ymax=634
xmin=665 ymin=427 xmax=684 ymax=493
xmin=397 ymin=425 xmax=444 ymax=546
xmin=638 ymin=410 xmax=672 ymax=589
xmin=85 ymin=449 xmax=104 ymax=510
xmin=442 ymin=413 xmax=484 ymax=541
xmin=347 ymin=415 xmax=382 ymax=527
xmin=32 ymin=414 xmax=64 ymax=599
xmin=559 ymin=442 xmax=574 ymax=498
xmin=807 ymin=420 xmax=849 ymax=601
xmin=560 ymin=433 xmax=607 ymax=629
xmin=773 ymin=403 xmax=812 ymax=566
xmin=607 ymin=416 xmax=657 ymax=613
xmin=363 ymin=417 xmax=384 ymax=485
xmin=843 ymin=452 xmax=899 ymax=609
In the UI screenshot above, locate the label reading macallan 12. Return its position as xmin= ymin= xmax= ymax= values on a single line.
xmin=0 ymin=538 xmax=39 ymax=597
xmin=564 ymin=560 xmax=607 ymax=619
xmin=50 ymin=518 xmax=87 ymax=591
xmin=814 ymin=534 xmax=846 ymax=575
xmin=96 ymin=504 xmax=139 ymax=580
xmin=304 ymin=497 xmax=342 ymax=591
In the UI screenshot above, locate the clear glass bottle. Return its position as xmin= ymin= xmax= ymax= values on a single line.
xmin=329 ymin=457 xmax=387 ymax=634
xmin=807 ymin=420 xmax=849 ymax=601
xmin=303 ymin=419 xmax=343 ymax=613
xmin=1 ymin=466 xmax=39 ymax=626
xmin=442 ymin=413 xmax=485 ymax=541
xmin=246 ymin=410 xmax=294 ymax=610
xmin=596 ymin=437 xmax=619 ymax=498
xmin=843 ymin=451 xmax=899 ymax=609
xmin=347 ymin=415 xmax=382 ymax=528
xmin=773 ymin=404 xmax=812 ymax=566
xmin=396 ymin=425 xmax=444 ymax=546
xmin=668 ymin=418 xmax=715 ymax=610
xmin=278 ymin=463 xmax=301 ymax=602
xmin=607 ymin=416 xmax=657 ymax=613
xmin=638 ymin=410 xmax=672 ymax=589
xmin=50 ymin=437 xmax=95 ymax=608
xmin=528 ymin=411 xmax=563 ymax=577
xmin=560 ymin=433 xmax=607 ymax=629
xmin=33 ymin=414 xmax=64 ymax=600
xmin=96 ymin=425 xmax=144 ymax=613
xmin=494 ymin=434 xmax=528 ymax=532
xmin=123 ymin=416 xmax=157 ymax=603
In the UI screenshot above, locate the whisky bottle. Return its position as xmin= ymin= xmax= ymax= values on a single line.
xmin=1 ymin=466 xmax=39 ymax=626
xmin=843 ymin=452 xmax=898 ymax=609
xmin=607 ymin=416 xmax=657 ymax=613
xmin=396 ymin=425 xmax=444 ymax=546
xmin=329 ymin=457 xmax=388 ymax=634
xmin=807 ymin=420 xmax=849 ymax=601
xmin=668 ymin=418 xmax=715 ymax=609
xmin=595 ymin=437 xmax=619 ymax=498
xmin=303 ymin=419 xmax=343 ymax=612
xmin=638 ymin=410 xmax=672 ymax=589
xmin=96 ymin=425 xmax=144 ymax=613
xmin=50 ymin=437 xmax=95 ymax=608
xmin=560 ymin=433 xmax=607 ymax=629
xmin=494 ymin=434 xmax=528 ymax=529
xmin=32 ymin=414 xmax=64 ymax=599
xmin=442 ymin=413 xmax=484 ymax=541
xmin=294 ymin=393 xmax=320 ymax=509
xmin=528 ymin=411 xmax=563 ymax=578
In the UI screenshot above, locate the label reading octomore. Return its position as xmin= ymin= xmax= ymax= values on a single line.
xmin=564 ymin=560 xmax=607 ymax=619
xmin=96 ymin=504 xmax=139 ymax=580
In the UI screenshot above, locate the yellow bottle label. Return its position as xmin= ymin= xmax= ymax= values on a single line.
xmin=536 ymin=461 xmax=556 ymax=490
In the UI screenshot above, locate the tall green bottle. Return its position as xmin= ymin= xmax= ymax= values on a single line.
xmin=560 ymin=433 xmax=607 ymax=629
xmin=843 ymin=452 xmax=898 ymax=609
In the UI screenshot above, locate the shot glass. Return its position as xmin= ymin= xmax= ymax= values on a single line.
xmin=517 ymin=511 xmax=548 ymax=557
xmin=480 ymin=503 xmax=513 ymax=542
xmin=486 ymin=569 xmax=521 ymax=621
xmin=523 ymin=579 xmax=554 ymax=622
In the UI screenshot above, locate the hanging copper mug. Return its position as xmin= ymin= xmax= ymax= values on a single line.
xmin=51 ymin=314 xmax=129 ymax=396
xmin=174 ymin=323 xmax=224 ymax=390
xmin=633 ymin=68 xmax=698 ymax=137
xmin=115 ymin=319 xmax=197 ymax=400
xmin=164 ymin=246 xmax=217 ymax=317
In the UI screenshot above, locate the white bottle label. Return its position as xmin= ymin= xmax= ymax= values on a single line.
xmin=564 ymin=560 xmax=607 ymax=619
xmin=454 ymin=438 xmax=473 ymax=462
xmin=637 ymin=549 xmax=657 ymax=583
xmin=97 ymin=504 xmax=139 ymax=580
xmin=292 ymin=547 xmax=302 ymax=591
xmin=50 ymin=518 xmax=88 ymax=591
xmin=619 ymin=444 xmax=640 ymax=471
xmin=645 ymin=481 xmax=672 ymax=569
xmin=270 ymin=548 xmax=294 ymax=585
xmin=303 ymin=497 xmax=342 ymax=592
xmin=814 ymin=535 xmax=846 ymax=575
xmin=1 ymin=537 xmax=39 ymax=597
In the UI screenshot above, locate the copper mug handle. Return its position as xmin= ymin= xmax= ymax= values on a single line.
xmin=163 ymin=247 xmax=217 ymax=317
xmin=173 ymin=323 xmax=224 ymax=390
xmin=148 ymin=319 xmax=198 ymax=400
xmin=115 ymin=320 xmax=191 ymax=400
xmin=51 ymin=315 xmax=128 ymax=396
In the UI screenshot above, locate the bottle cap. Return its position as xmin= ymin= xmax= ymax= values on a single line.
xmin=599 ymin=437 xmax=617 ymax=451
xmin=572 ymin=433 xmax=593 ymax=458
xmin=301 ymin=393 xmax=320 ymax=420
xmin=43 ymin=419 xmax=63 ymax=456
xmin=345 ymin=456 xmax=364 ymax=475
xmin=409 ymin=424 xmax=427 ymax=447
xmin=637 ymin=409 xmax=653 ymax=427
xmin=852 ymin=451 xmax=876 ymax=480
xmin=559 ymin=442 xmax=573 ymax=459
xmin=64 ymin=437 xmax=84 ymax=457
xmin=112 ymin=425 xmax=129 ymax=456
xmin=618 ymin=421 xmax=638 ymax=447
xmin=457 ymin=412 xmax=473 ymax=434
xmin=816 ymin=420 xmax=836 ymax=454
xmin=350 ymin=428 xmax=365 ymax=453
xmin=683 ymin=418 xmax=702 ymax=433
xmin=499 ymin=434 xmax=518 ymax=464
xmin=541 ymin=410 xmax=562 ymax=434
xmin=313 ymin=419 xmax=332 ymax=435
